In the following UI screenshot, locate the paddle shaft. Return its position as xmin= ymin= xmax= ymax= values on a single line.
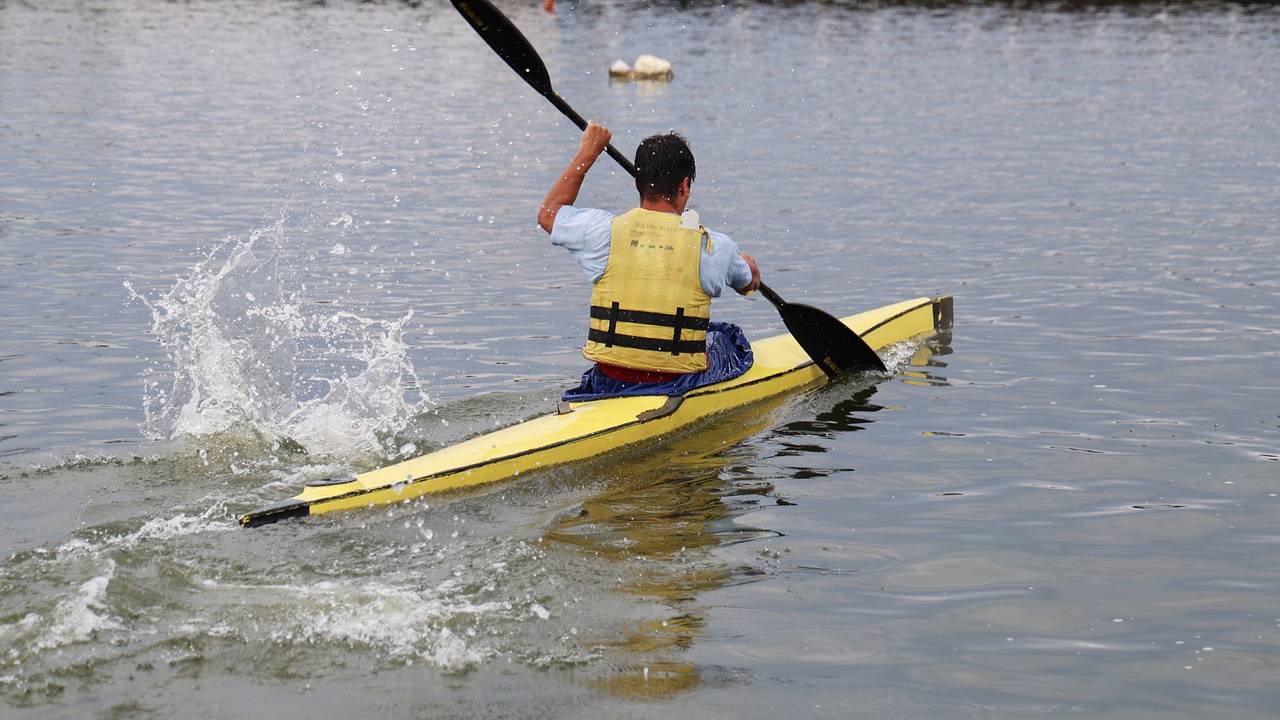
xmin=756 ymin=282 xmax=787 ymax=309
xmin=543 ymin=92 xmax=636 ymax=176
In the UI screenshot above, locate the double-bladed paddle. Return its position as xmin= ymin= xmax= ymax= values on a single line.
xmin=450 ymin=0 xmax=886 ymax=375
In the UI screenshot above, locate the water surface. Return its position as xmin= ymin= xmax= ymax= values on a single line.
xmin=2 ymin=0 xmax=1278 ymax=717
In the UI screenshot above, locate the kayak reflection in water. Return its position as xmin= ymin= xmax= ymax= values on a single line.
xmin=537 ymin=122 xmax=763 ymax=401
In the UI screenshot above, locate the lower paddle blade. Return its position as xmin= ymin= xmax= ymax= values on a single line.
xmin=779 ymin=302 xmax=886 ymax=376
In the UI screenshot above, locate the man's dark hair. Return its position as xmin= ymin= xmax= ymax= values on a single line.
xmin=634 ymin=132 xmax=695 ymax=202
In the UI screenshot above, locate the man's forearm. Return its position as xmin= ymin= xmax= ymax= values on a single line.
xmin=734 ymin=252 xmax=762 ymax=295
xmin=538 ymin=149 xmax=598 ymax=233
xmin=538 ymin=122 xmax=612 ymax=234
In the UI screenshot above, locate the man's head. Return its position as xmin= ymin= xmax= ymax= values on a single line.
xmin=634 ymin=132 xmax=696 ymax=206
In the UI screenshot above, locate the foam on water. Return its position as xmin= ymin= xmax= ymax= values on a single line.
xmin=0 ymin=560 xmax=121 ymax=653
xmin=125 ymin=218 xmax=431 ymax=461
xmin=8 ymin=452 xmax=164 ymax=478
xmin=28 ymin=500 xmax=234 ymax=566
xmin=271 ymin=579 xmax=505 ymax=670
xmin=177 ymin=535 xmax=579 ymax=673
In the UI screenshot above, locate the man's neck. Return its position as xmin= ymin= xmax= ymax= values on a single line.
xmin=639 ymin=197 xmax=681 ymax=215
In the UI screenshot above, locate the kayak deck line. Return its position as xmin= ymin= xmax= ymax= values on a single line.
xmin=239 ymin=295 xmax=953 ymax=528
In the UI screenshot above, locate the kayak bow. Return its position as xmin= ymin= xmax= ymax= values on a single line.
xmin=240 ymin=295 xmax=952 ymax=528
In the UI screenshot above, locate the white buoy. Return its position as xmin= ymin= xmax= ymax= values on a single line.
xmin=632 ymin=54 xmax=673 ymax=80
xmin=609 ymin=60 xmax=633 ymax=79
xmin=608 ymin=55 xmax=673 ymax=82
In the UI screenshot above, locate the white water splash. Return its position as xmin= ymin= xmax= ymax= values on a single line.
xmin=274 ymin=579 xmax=503 ymax=670
xmin=0 ymin=560 xmax=122 ymax=653
xmin=51 ymin=501 xmax=234 ymax=562
xmin=125 ymin=219 xmax=430 ymax=459
xmin=881 ymin=340 xmax=923 ymax=372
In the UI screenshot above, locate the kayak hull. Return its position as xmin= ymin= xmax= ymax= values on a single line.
xmin=240 ymin=295 xmax=952 ymax=527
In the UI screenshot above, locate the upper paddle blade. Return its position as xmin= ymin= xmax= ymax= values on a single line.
xmin=452 ymin=0 xmax=555 ymax=97
xmin=778 ymin=302 xmax=886 ymax=376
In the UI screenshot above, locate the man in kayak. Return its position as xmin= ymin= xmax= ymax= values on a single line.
xmin=538 ymin=121 xmax=761 ymax=399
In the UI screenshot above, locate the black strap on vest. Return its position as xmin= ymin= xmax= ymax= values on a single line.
xmin=587 ymin=328 xmax=706 ymax=355
xmin=671 ymin=308 xmax=684 ymax=356
xmin=588 ymin=305 xmax=710 ymax=332
xmin=605 ymin=301 xmax=619 ymax=347
xmin=589 ymin=303 xmax=708 ymax=356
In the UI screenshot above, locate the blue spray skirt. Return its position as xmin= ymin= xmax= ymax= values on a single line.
xmin=562 ymin=321 xmax=754 ymax=402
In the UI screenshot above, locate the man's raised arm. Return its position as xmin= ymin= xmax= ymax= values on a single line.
xmin=538 ymin=122 xmax=612 ymax=234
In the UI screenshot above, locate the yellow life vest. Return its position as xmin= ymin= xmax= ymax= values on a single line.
xmin=583 ymin=208 xmax=713 ymax=373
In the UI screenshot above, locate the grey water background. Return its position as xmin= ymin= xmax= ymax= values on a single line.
xmin=2 ymin=0 xmax=1278 ymax=717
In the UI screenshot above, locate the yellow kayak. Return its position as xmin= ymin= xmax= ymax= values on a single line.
xmin=240 ymin=295 xmax=952 ymax=527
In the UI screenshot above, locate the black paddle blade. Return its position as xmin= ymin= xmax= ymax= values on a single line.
xmin=758 ymin=282 xmax=885 ymax=375
xmin=779 ymin=302 xmax=886 ymax=376
xmin=452 ymin=0 xmax=555 ymax=97
xmin=450 ymin=0 xmax=636 ymax=173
